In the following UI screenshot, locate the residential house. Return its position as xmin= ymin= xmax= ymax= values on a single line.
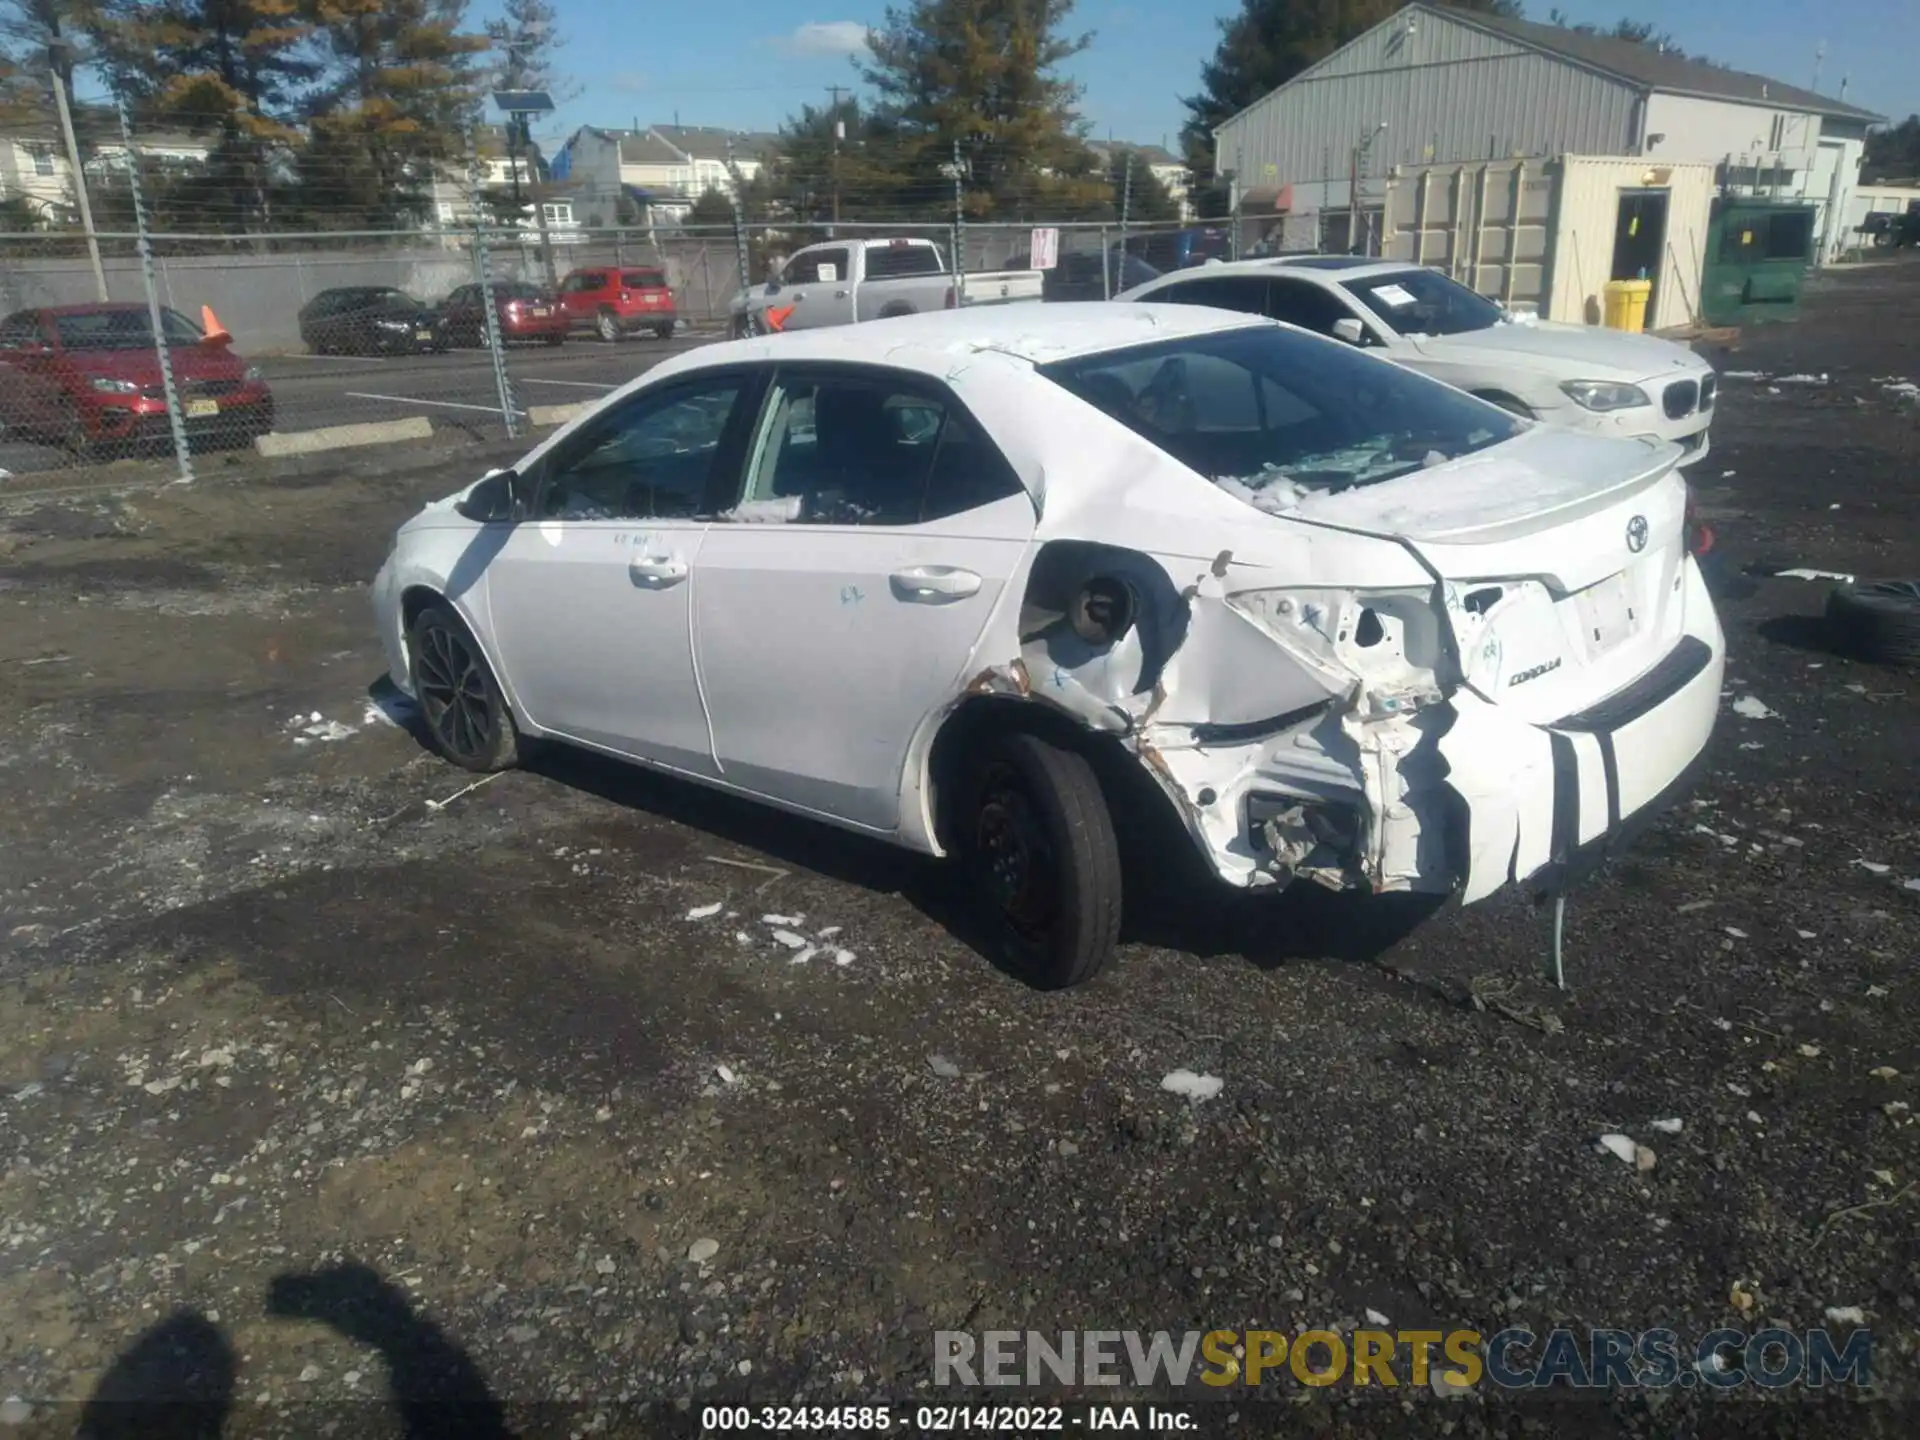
xmin=0 ymin=108 xmax=209 ymax=227
xmin=1089 ymin=141 xmax=1194 ymax=221
xmin=551 ymin=124 xmax=779 ymax=228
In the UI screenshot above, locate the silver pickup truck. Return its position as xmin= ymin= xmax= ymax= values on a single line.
xmin=732 ymin=237 xmax=1042 ymax=335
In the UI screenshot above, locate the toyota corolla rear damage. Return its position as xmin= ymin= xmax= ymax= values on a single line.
xmin=932 ymin=322 xmax=1726 ymax=912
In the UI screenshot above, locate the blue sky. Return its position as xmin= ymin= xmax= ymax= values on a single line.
xmin=496 ymin=0 xmax=1920 ymax=156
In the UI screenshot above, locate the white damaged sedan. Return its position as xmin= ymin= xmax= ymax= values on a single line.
xmin=373 ymin=304 xmax=1725 ymax=988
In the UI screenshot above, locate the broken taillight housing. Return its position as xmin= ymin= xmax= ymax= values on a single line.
xmin=1683 ymin=484 xmax=1714 ymax=557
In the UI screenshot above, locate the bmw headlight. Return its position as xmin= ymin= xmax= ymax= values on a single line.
xmin=1560 ymin=379 xmax=1649 ymax=412
xmin=89 ymin=376 xmax=140 ymax=394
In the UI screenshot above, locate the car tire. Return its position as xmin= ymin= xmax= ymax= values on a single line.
xmin=1823 ymin=580 xmax=1920 ymax=667
xmin=596 ymin=310 xmax=620 ymax=343
xmin=654 ymin=321 xmax=675 ymax=340
xmin=961 ymin=730 xmax=1122 ymax=989
xmin=545 ymin=334 xmax=564 ymax=346
xmin=407 ymin=603 xmax=522 ymax=772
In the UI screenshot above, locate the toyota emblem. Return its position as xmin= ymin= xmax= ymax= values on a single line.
xmin=1626 ymin=514 xmax=1649 ymax=553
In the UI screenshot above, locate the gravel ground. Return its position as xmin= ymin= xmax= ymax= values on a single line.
xmin=1 ymin=262 xmax=1917 ymax=1437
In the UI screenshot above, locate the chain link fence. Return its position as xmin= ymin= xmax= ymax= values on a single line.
xmin=0 ymin=119 xmax=1320 ymax=481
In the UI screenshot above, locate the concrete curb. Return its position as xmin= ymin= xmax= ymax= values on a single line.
xmin=527 ymin=401 xmax=595 ymax=429
xmin=256 ymin=417 xmax=435 ymax=458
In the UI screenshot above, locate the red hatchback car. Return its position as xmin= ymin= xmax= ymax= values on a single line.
xmin=555 ymin=265 xmax=677 ymax=341
xmin=440 ymin=281 xmax=568 ymax=347
xmin=0 ymin=303 xmax=274 ymax=455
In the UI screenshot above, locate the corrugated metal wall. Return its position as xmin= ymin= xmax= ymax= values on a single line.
xmin=1549 ymin=157 xmax=1716 ymax=329
xmin=1215 ymin=8 xmax=1639 ymax=207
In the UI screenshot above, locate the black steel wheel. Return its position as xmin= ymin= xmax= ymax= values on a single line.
xmin=1825 ymin=580 xmax=1920 ymax=667
xmin=962 ymin=730 xmax=1121 ymax=989
xmin=407 ymin=603 xmax=521 ymax=772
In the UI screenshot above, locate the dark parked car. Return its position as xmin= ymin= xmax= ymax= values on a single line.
xmin=1008 ymin=247 xmax=1162 ymax=302
xmin=0 ymin=303 xmax=273 ymax=455
xmin=440 ymin=281 xmax=568 ymax=347
xmin=299 ymin=287 xmax=450 ymax=356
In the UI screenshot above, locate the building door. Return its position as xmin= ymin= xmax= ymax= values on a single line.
xmin=1611 ymin=188 xmax=1670 ymax=315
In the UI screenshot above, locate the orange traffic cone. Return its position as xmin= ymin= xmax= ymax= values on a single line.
xmin=200 ymin=304 xmax=231 ymax=345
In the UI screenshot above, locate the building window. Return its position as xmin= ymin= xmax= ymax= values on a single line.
xmin=28 ymin=144 xmax=54 ymax=177
xmin=542 ymin=202 xmax=573 ymax=226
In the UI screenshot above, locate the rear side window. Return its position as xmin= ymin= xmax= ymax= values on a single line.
xmin=1151 ymin=276 xmax=1268 ymax=314
xmin=566 ymin=273 xmax=608 ymax=292
xmin=622 ymin=270 xmax=666 ymax=289
xmin=864 ymin=244 xmax=943 ymax=280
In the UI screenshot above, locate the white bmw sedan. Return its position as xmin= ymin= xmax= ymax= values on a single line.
xmin=373 ymin=304 xmax=1726 ymax=988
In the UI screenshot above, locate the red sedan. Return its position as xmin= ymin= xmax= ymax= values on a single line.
xmin=0 ymin=303 xmax=274 ymax=455
xmin=440 ymin=282 xmax=568 ymax=347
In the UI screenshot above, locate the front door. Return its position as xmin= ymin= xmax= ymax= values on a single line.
xmin=483 ymin=371 xmax=757 ymax=776
xmin=767 ymin=247 xmax=852 ymax=332
xmin=692 ymin=365 xmax=1036 ymax=829
xmin=1612 ymin=188 xmax=1670 ymax=312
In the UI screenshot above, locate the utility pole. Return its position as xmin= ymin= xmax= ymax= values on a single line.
xmin=49 ymin=41 xmax=107 ymax=302
xmin=826 ymin=84 xmax=847 ymax=234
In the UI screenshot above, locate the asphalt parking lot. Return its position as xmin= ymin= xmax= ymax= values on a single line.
xmin=0 ymin=264 xmax=1916 ymax=1436
xmin=0 ymin=330 xmax=719 ymax=480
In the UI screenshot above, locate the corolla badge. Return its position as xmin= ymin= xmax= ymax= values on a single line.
xmin=1626 ymin=514 xmax=1649 ymax=553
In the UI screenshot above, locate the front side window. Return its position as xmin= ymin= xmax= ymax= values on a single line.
xmin=786 ymin=248 xmax=849 ymax=286
xmin=1341 ymin=269 xmax=1504 ymax=338
xmin=538 ymin=379 xmax=745 ymax=521
xmin=1266 ymin=277 xmax=1371 ymax=339
xmin=1039 ymin=325 xmax=1519 ymax=515
xmin=729 ymin=372 xmax=1021 ymax=526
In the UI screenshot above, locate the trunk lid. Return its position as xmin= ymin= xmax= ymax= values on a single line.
xmin=1295 ymin=428 xmax=1692 ymax=723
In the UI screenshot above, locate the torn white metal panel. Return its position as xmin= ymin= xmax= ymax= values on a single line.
xmin=1441 ymin=690 xmax=1558 ymax=904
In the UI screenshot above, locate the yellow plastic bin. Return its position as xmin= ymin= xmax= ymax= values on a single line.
xmin=1603 ymin=278 xmax=1652 ymax=333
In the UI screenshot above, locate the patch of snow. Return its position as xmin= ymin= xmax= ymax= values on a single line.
xmin=768 ymin=929 xmax=809 ymax=949
xmin=1853 ymin=860 xmax=1891 ymax=876
xmin=1365 ymin=1308 xmax=1391 ymax=1326
xmin=1721 ymin=370 xmax=1767 ymax=379
xmin=1160 ymin=1068 xmax=1224 ymax=1101
xmin=683 ymin=901 xmax=724 ymax=921
xmin=928 ymin=1055 xmax=962 ymax=1079
xmin=1774 ymin=568 xmax=1854 ymax=582
xmin=761 ymin=913 xmax=804 ymax=926
xmin=1774 ymin=372 xmax=1828 ymax=384
xmin=832 ymin=948 xmax=855 ymax=967
xmin=1825 ymin=1306 xmax=1866 ymax=1326
xmin=1725 ymin=927 xmax=1749 ymax=939
xmin=1731 ymin=695 xmax=1778 ymax=720
xmin=715 ymin=1064 xmax=737 ymax=1084
xmin=1650 ymin=1117 xmax=1683 ymax=1134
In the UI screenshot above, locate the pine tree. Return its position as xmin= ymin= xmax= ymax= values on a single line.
xmin=1180 ymin=0 xmax=1519 ymax=216
xmin=858 ymin=0 xmax=1106 ymax=219
xmin=103 ymin=0 xmax=315 ymax=232
xmin=299 ymin=0 xmax=486 ymax=227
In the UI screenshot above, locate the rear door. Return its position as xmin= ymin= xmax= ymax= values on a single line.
xmin=691 ymin=363 xmax=1035 ymax=829
xmin=0 ymin=311 xmax=67 ymax=437
xmin=557 ymin=271 xmax=606 ymax=329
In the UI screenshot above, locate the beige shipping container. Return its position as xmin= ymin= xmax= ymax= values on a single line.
xmin=1546 ymin=156 xmax=1715 ymax=330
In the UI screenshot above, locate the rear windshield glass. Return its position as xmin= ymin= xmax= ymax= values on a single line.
xmin=1183 ymin=228 xmax=1231 ymax=263
xmin=1341 ymin=269 xmax=1504 ymax=337
xmin=622 ymin=270 xmax=667 ymax=289
xmin=496 ymin=282 xmax=546 ymax=300
xmin=864 ymin=244 xmax=944 ymax=280
xmin=55 ymin=307 xmax=203 ymax=350
xmin=1038 ymin=324 xmax=1520 ymax=513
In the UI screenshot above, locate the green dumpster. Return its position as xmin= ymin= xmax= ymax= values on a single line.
xmin=1701 ymin=198 xmax=1816 ymax=327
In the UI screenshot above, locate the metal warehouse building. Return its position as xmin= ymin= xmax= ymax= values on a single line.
xmin=1215 ymin=3 xmax=1883 ymax=328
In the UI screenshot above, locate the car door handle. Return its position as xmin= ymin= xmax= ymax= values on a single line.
xmin=890 ymin=566 xmax=981 ymax=601
xmin=834 ymin=289 xmax=850 ymax=297
xmin=629 ymin=556 xmax=688 ymax=586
